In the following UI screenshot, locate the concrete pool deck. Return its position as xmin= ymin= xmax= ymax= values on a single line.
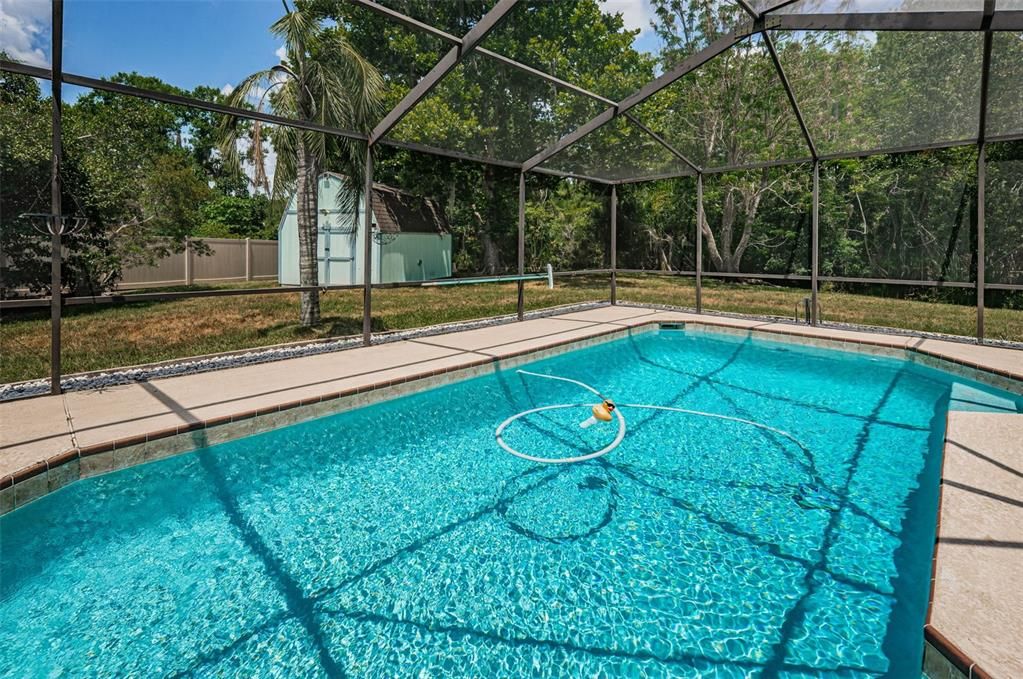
xmin=2 ymin=304 xmax=1021 ymax=676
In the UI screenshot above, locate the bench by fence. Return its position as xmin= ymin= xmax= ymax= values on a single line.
xmin=117 ymin=237 xmax=278 ymax=289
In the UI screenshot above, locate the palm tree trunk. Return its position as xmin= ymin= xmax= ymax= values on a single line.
xmin=296 ymin=141 xmax=320 ymax=326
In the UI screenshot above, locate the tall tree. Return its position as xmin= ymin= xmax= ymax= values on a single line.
xmin=335 ymin=0 xmax=654 ymax=274
xmin=221 ymin=0 xmax=383 ymax=325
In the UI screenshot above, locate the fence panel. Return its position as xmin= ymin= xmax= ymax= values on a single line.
xmin=250 ymin=240 xmax=279 ymax=280
xmin=117 ymin=238 xmax=279 ymax=288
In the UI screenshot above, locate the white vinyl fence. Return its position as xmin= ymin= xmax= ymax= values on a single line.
xmin=117 ymin=237 xmax=278 ymax=289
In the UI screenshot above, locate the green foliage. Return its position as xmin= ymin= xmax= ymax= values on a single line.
xmin=525 ymin=178 xmax=607 ymax=271
xmin=197 ymin=194 xmax=275 ymax=239
xmin=4 ymin=0 xmax=1023 ymax=311
xmin=0 ymin=69 xmax=119 ymax=295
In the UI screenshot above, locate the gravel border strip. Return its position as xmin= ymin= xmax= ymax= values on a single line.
xmin=4 ymin=300 xmax=1018 ymax=402
xmin=0 ymin=302 xmax=606 ymax=402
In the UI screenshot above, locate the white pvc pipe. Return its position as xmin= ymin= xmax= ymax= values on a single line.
xmin=495 ymin=404 xmax=627 ymax=464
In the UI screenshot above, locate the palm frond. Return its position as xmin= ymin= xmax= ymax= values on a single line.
xmin=220 ymin=2 xmax=384 ymax=213
xmin=216 ymin=68 xmax=286 ymax=169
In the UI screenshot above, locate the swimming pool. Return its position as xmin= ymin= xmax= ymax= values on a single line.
xmin=3 ymin=328 xmax=1019 ymax=677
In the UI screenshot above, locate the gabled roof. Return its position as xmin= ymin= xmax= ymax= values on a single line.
xmin=321 ymin=172 xmax=449 ymax=235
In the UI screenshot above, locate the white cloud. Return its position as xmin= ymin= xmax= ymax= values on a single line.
xmin=220 ymin=83 xmax=234 ymax=96
xmin=602 ymin=0 xmax=654 ymax=36
xmin=0 ymin=0 xmax=50 ymax=66
xmin=275 ymin=45 xmax=287 ymax=62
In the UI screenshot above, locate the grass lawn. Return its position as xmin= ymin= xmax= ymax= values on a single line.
xmin=2 ymin=274 xmax=1020 ymax=384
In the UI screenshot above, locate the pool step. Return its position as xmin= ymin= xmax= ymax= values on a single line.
xmin=949 ymin=383 xmax=1020 ymax=414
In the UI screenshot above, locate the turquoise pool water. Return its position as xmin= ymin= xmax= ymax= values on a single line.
xmin=3 ymin=329 xmax=1020 ymax=677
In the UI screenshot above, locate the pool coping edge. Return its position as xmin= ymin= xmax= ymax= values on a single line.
xmin=3 ymin=318 xmax=1019 ymax=507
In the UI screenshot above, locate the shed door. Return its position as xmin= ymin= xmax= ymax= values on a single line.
xmin=318 ymin=208 xmax=357 ymax=285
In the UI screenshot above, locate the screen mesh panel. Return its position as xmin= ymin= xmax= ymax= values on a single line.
xmin=630 ymin=34 xmax=810 ymax=170
xmin=60 ymin=1 xmax=447 ymax=133
xmin=1 ymin=72 xmax=54 ymax=305
xmin=538 ymin=116 xmax=688 ymax=182
xmin=616 ymin=178 xmax=698 ymax=273
xmin=2 ymin=0 xmax=50 ymax=68
xmin=386 ymin=50 xmax=605 ymax=165
xmin=773 ymin=30 xmax=983 ymax=157
xmin=700 ymin=165 xmax=813 ymax=276
xmin=818 ymin=150 xmax=977 ymax=282
xmin=525 ymin=175 xmax=608 ymax=272
xmin=985 ymin=144 xmax=1023 ymax=286
xmin=646 ymin=1 xmax=752 ymax=62
xmin=64 ymin=0 xmax=277 ymax=101
xmin=476 ymin=0 xmax=652 ymax=102
xmin=372 ymin=0 xmax=498 ymax=38
xmin=986 ymin=32 xmax=1023 ymax=139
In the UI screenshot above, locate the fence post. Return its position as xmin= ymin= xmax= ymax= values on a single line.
xmin=245 ymin=238 xmax=252 ymax=281
xmin=184 ymin=236 xmax=193 ymax=286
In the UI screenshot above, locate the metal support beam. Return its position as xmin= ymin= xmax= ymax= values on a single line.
xmin=977 ymin=147 xmax=986 ymax=341
xmin=523 ymin=29 xmax=750 ymax=173
xmin=49 ymin=0 xmax=63 ymax=395
xmin=610 ymin=184 xmax=618 ymax=305
xmin=362 ymin=146 xmax=374 ymax=346
xmin=348 ymin=0 xmax=618 ymax=107
xmin=763 ymin=31 xmax=818 ymax=160
xmin=624 ymin=113 xmax=702 ymax=173
xmin=369 ymin=0 xmax=518 ymax=144
xmin=531 ymin=165 xmax=615 ymax=186
xmin=811 ymin=160 xmax=820 ymax=326
xmin=517 ymin=171 xmax=525 ymax=320
xmin=976 ymin=3 xmax=994 ymax=342
xmin=770 ymin=12 xmax=1016 ymax=32
xmin=696 ymin=173 xmax=704 ymax=313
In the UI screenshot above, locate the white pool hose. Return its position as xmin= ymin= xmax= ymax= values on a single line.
xmin=496 ymin=369 xmax=808 ymax=464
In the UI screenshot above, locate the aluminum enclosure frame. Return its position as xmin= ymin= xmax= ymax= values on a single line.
xmin=2 ymin=0 xmax=1022 ymax=396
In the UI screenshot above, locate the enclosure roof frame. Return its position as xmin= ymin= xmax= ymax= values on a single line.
xmin=3 ymin=1 xmax=1023 ymax=184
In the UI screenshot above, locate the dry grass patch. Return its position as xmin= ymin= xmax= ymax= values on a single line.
xmin=2 ymin=274 xmax=1019 ymax=384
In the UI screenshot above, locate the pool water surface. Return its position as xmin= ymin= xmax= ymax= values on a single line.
xmin=3 ymin=329 xmax=1019 ymax=677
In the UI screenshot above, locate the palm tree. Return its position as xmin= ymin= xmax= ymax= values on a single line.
xmin=220 ymin=0 xmax=383 ymax=325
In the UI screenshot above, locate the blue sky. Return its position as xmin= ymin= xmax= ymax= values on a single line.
xmin=3 ymin=0 xmax=661 ymax=100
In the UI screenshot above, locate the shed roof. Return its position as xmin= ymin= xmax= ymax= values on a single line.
xmin=321 ymin=172 xmax=449 ymax=235
xmin=371 ymin=184 xmax=449 ymax=235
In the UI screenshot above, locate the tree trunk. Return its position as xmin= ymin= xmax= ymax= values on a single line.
xmin=479 ymin=166 xmax=501 ymax=274
xmin=296 ymin=141 xmax=320 ymax=326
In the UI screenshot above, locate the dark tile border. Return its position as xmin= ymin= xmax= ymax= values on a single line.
xmin=685 ymin=318 xmax=1022 ymax=393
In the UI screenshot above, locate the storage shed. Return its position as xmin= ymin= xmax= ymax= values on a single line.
xmin=278 ymin=173 xmax=452 ymax=286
